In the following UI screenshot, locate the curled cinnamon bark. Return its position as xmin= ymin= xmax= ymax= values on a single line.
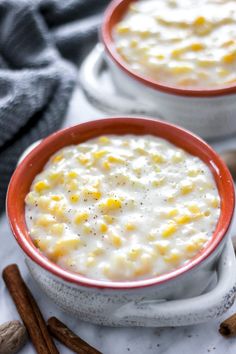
xmin=2 ymin=264 xmax=58 ymax=354
xmin=47 ymin=316 xmax=102 ymax=354
xmin=219 ymin=313 xmax=236 ymax=337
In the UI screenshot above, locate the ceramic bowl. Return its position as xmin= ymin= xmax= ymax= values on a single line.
xmin=7 ymin=118 xmax=235 ymax=326
xmin=101 ymin=0 xmax=236 ymax=139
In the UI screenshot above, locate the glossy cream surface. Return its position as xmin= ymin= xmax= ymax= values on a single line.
xmin=25 ymin=135 xmax=220 ymax=281
xmin=113 ymin=0 xmax=236 ymax=88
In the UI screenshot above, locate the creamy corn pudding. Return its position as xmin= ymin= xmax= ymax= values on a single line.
xmin=25 ymin=135 xmax=220 ymax=281
xmin=113 ymin=0 xmax=236 ymax=88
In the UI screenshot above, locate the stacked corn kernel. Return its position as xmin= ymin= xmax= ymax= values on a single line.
xmin=25 ymin=135 xmax=220 ymax=281
xmin=114 ymin=0 xmax=236 ymax=87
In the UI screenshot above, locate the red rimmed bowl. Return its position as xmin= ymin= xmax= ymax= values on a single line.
xmin=7 ymin=118 xmax=235 ymax=326
xmin=101 ymin=0 xmax=236 ymax=139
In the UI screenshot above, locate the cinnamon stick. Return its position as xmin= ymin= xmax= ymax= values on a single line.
xmin=48 ymin=316 xmax=102 ymax=354
xmin=219 ymin=313 xmax=236 ymax=337
xmin=2 ymin=264 xmax=58 ymax=354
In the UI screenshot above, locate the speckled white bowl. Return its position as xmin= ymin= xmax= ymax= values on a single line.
xmin=7 ymin=118 xmax=235 ymax=326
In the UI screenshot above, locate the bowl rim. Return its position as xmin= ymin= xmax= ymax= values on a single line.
xmin=102 ymin=0 xmax=236 ymax=98
xmin=6 ymin=117 xmax=235 ymax=290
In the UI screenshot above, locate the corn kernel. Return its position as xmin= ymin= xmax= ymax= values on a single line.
xmin=171 ymin=48 xmax=184 ymax=58
xmin=48 ymin=172 xmax=63 ymax=184
xmin=154 ymin=241 xmax=169 ymax=255
xmin=98 ymin=136 xmax=110 ymax=144
xmin=102 ymin=161 xmax=110 ymax=170
xmin=108 ymin=155 xmax=124 ymax=164
xmin=100 ymin=223 xmax=108 ymax=233
xmin=221 ymin=40 xmax=235 ymax=48
xmin=152 ymin=177 xmax=166 ymax=187
xmin=187 ymin=204 xmax=200 ymax=214
xmin=210 ymin=197 xmax=220 ymax=208
xmin=204 ymin=209 xmax=211 ymax=217
xmin=167 ymin=209 xmax=178 ymax=217
xmin=180 ymin=181 xmax=194 ymax=195
xmin=222 ymin=51 xmax=236 ymax=64
xmin=70 ymin=194 xmax=80 ymax=203
xmin=170 ymin=65 xmax=193 ymax=75
xmin=116 ymin=24 xmax=130 ymax=35
xmin=164 ymin=250 xmax=181 ymax=264
xmin=162 ymin=222 xmax=177 ymax=238
xmin=128 ymin=247 xmax=142 ymax=260
xmin=190 ymin=43 xmax=205 ymax=51
xmin=50 ymin=238 xmax=81 ymax=259
xmin=50 ymin=204 xmax=68 ymax=221
xmin=103 ymin=215 xmax=115 ymax=224
xmin=130 ymin=39 xmax=138 ymax=48
xmin=187 ymin=169 xmax=200 ymax=177
xmin=51 ymin=195 xmax=63 ymax=202
xmin=67 ymin=171 xmax=78 ymax=179
xmin=52 ymin=154 xmax=64 ymax=163
xmin=151 ymin=154 xmax=165 ymax=164
xmin=185 ymin=242 xmax=199 ymax=253
xmin=77 ymin=154 xmax=90 ymax=165
xmin=93 ymin=247 xmax=104 ymax=256
xmin=33 ymin=238 xmax=49 ymax=252
xmin=93 ymin=150 xmax=107 ymax=160
xmin=125 ymin=223 xmax=136 ymax=231
xmin=34 ymin=180 xmax=49 ymax=193
xmin=99 ymin=198 xmax=122 ymax=212
xmin=83 ymin=223 xmax=92 ymax=234
xmin=66 ymin=180 xmax=78 ymax=191
xmin=83 ymin=187 xmax=101 ymax=200
xmin=50 ymin=223 xmax=64 ymax=236
xmin=38 ymin=196 xmax=51 ymax=210
xmin=193 ymin=16 xmax=206 ymax=26
xmin=111 ymin=233 xmax=122 ymax=247
xmin=36 ymin=215 xmax=54 ymax=227
xmin=175 ymin=215 xmax=191 ymax=224
xmin=74 ymin=212 xmax=89 ymax=225
xmin=172 ymin=151 xmax=184 ymax=163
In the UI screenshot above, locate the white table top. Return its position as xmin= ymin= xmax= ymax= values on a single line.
xmin=1 ymin=84 xmax=236 ymax=354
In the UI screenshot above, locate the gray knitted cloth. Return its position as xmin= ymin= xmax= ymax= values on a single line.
xmin=0 ymin=0 xmax=110 ymax=212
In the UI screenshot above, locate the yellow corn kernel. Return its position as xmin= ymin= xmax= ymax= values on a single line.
xmin=210 ymin=197 xmax=220 ymax=208
xmin=67 ymin=170 xmax=78 ymax=179
xmin=162 ymin=222 xmax=177 ymax=238
xmin=51 ymin=195 xmax=63 ymax=202
xmin=222 ymin=51 xmax=236 ymax=64
xmin=151 ymin=154 xmax=165 ymax=164
xmin=48 ymin=172 xmax=64 ymax=184
xmin=50 ymin=204 xmax=67 ymax=221
xmin=25 ymin=192 xmax=37 ymax=206
xmin=125 ymin=223 xmax=136 ymax=232
xmin=134 ymin=254 xmax=152 ymax=276
xmin=103 ymin=214 xmax=115 ymax=224
xmin=167 ymin=195 xmax=175 ymax=203
xmin=38 ymin=196 xmax=51 ymax=210
xmin=128 ymin=247 xmax=142 ymax=261
xmin=99 ymin=198 xmax=122 ymax=212
xmin=172 ymin=151 xmax=184 ymax=163
xmin=170 ymin=65 xmax=193 ymax=75
xmin=204 ymin=209 xmax=211 ymax=217
xmin=34 ymin=180 xmax=49 ymax=193
xmin=100 ymin=223 xmax=108 ymax=233
xmin=185 ymin=242 xmax=200 ymax=253
xmin=82 ymin=187 xmax=101 ymax=200
xmin=103 ymin=264 xmax=111 ymax=277
xmin=155 ymin=54 xmax=165 ymax=60
xmin=116 ymin=24 xmax=130 ymax=35
xmin=135 ymin=147 xmax=148 ymax=155
xmin=221 ymin=40 xmax=235 ymax=48
xmin=77 ymin=154 xmax=90 ymax=165
xmin=175 ymin=214 xmax=191 ymax=224
xmin=36 ymin=215 xmax=54 ymax=227
xmin=154 ymin=241 xmax=169 ymax=255
xmin=198 ymin=59 xmax=216 ymax=67
xmin=52 ymin=154 xmax=64 ymax=163
xmin=187 ymin=169 xmax=200 ymax=177
xmin=152 ymin=177 xmax=166 ymax=187
xmin=218 ymin=68 xmax=230 ymax=77
xmin=108 ymin=155 xmax=124 ymax=164
xmin=193 ymin=16 xmax=206 ymax=26
xmin=86 ymin=256 xmax=96 ymax=267
xmin=50 ymin=223 xmax=64 ymax=236
xmin=93 ymin=150 xmax=107 ymax=160
xmin=70 ymin=194 xmax=80 ymax=203
xmin=130 ymin=39 xmax=138 ymax=48
xmin=51 ymin=238 xmax=81 ymax=259
xmin=33 ymin=238 xmax=49 ymax=252
xmin=180 ymin=181 xmax=194 ymax=195
xmin=171 ymin=48 xmax=184 ymax=58
xmin=167 ymin=209 xmax=178 ymax=217
xmin=98 ymin=136 xmax=110 ymax=144
xmin=83 ymin=223 xmax=92 ymax=234
xmin=102 ymin=160 xmax=111 ymax=170
xmin=66 ymin=180 xmax=78 ymax=192
xmin=190 ymin=43 xmax=205 ymax=51
xmin=111 ymin=233 xmax=122 ymax=247
xmin=164 ymin=250 xmax=181 ymax=264
xmin=92 ymin=247 xmax=104 ymax=256
xmin=187 ymin=204 xmax=200 ymax=214
xmin=74 ymin=212 xmax=89 ymax=225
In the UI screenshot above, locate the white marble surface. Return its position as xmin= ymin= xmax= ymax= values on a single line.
xmin=1 ymin=83 xmax=236 ymax=354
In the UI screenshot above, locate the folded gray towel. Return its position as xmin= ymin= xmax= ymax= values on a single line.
xmin=0 ymin=0 xmax=110 ymax=212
